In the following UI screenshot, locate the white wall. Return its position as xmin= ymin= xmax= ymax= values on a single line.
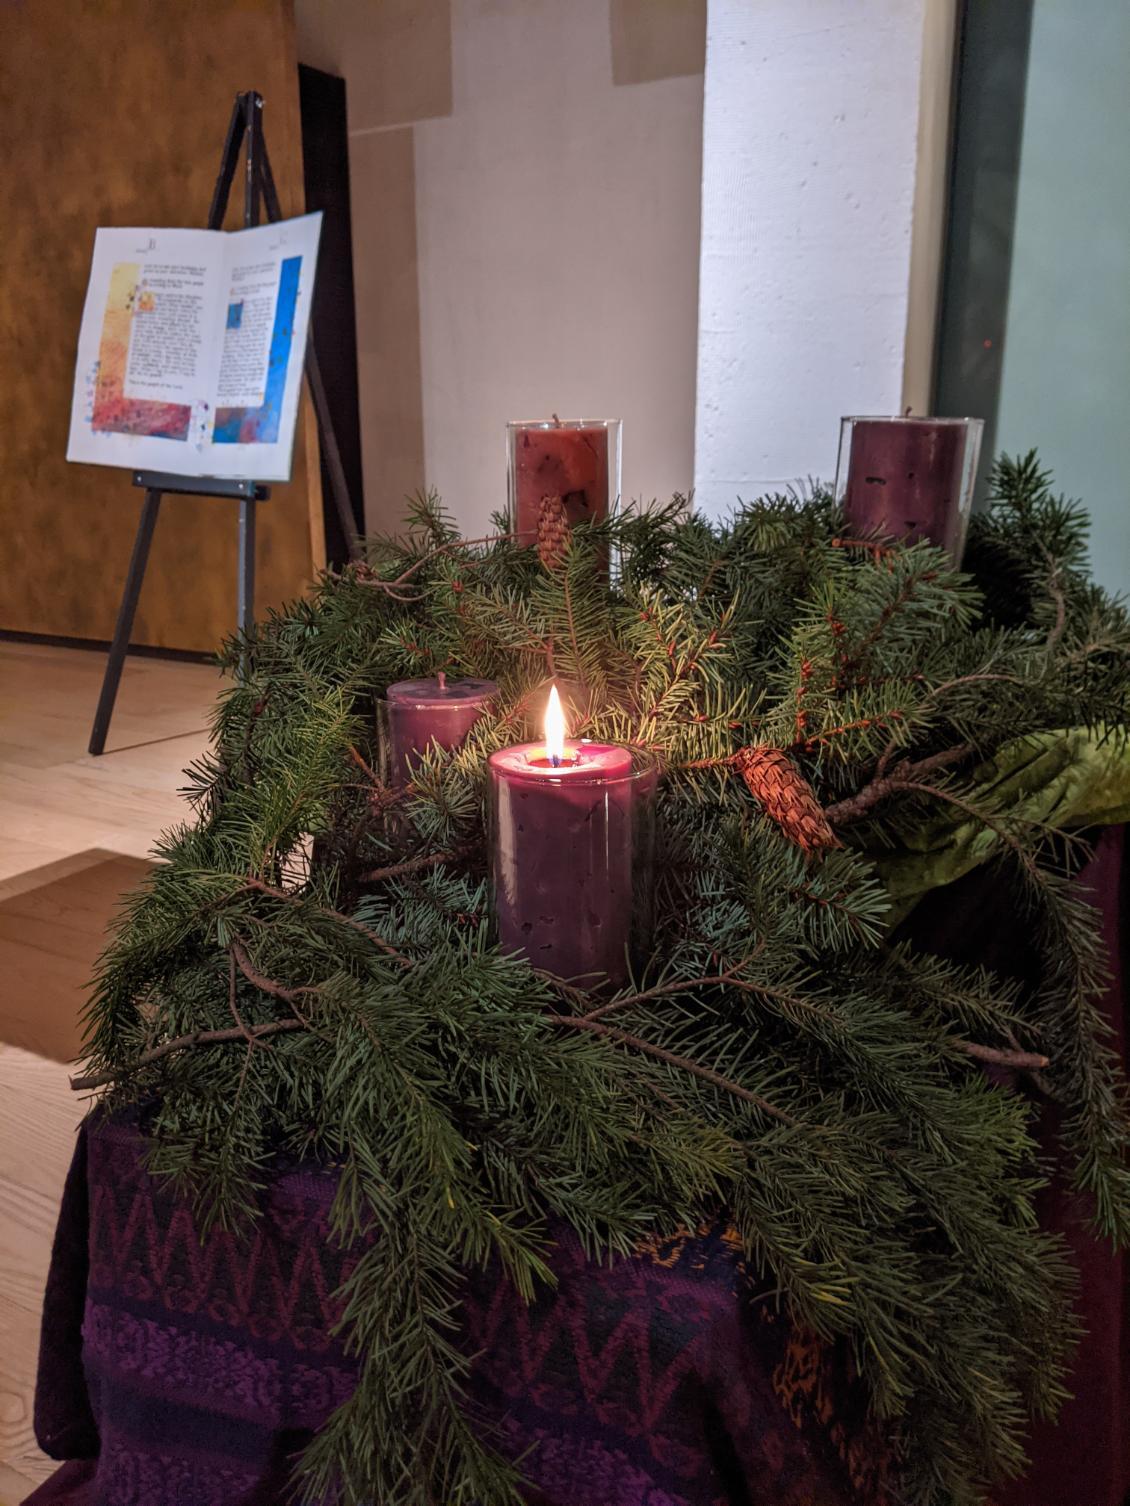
xmin=414 ymin=0 xmax=704 ymax=530
xmin=693 ymin=0 xmax=931 ymax=516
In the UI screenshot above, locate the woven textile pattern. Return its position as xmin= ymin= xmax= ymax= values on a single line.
xmin=27 ymin=1116 xmax=874 ymax=1506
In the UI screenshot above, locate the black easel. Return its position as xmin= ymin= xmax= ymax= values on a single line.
xmin=89 ymin=89 xmax=360 ymax=756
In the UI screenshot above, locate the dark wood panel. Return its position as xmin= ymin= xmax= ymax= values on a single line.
xmin=300 ymin=63 xmax=365 ymax=564
xmin=0 ymin=0 xmax=322 ymax=652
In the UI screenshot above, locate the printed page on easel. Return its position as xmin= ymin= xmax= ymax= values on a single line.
xmin=66 ymin=213 xmax=322 ymax=482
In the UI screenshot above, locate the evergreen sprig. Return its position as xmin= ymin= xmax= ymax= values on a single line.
xmin=79 ymin=463 xmax=1130 ymax=1506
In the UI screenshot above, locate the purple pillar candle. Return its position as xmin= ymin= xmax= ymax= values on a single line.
xmin=384 ymin=673 xmax=497 ymax=784
xmin=836 ymin=416 xmax=983 ymax=558
xmin=487 ymin=689 xmax=653 ymax=986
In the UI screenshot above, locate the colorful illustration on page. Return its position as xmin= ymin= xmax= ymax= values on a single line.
xmin=213 ymin=255 xmax=301 ymax=446
xmin=91 ymin=262 xmax=192 ymax=441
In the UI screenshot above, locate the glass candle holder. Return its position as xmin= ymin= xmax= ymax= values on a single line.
xmin=834 ymin=415 xmax=984 ymax=560
xmin=378 ymin=674 xmax=497 ymax=786
xmin=488 ymin=742 xmax=656 ymax=989
xmin=507 ymin=419 xmax=622 ymax=548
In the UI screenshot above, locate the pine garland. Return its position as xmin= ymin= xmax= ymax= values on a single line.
xmin=78 ymin=455 xmax=1130 ymax=1506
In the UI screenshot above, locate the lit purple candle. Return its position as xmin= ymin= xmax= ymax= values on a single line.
xmin=488 ymin=687 xmax=652 ymax=986
xmin=384 ymin=673 xmax=497 ymax=784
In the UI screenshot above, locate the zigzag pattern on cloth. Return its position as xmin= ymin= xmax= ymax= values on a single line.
xmin=26 ymin=1115 xmax=886 ymax=1506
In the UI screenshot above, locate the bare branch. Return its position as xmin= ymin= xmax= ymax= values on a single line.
xmin=359 ymin=850 xmax=463 ymax=886
xmin=824 ymin=744 xmax=975 ymax=825
xmin=71 ymin=1019 xmax=306 ymax=1092
xmin=957 ymin=1040 xmax=1050 ymax=1071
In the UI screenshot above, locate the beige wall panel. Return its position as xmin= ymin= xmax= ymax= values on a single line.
xmin=0 ymin=0 xmax=321 ymax=652
xmin=295 ymin=0 xmax=453 ymax=131
xmin=296 ymin=0 xmax=703 ymax=532
xmin=610 ymin=0 xmax=707 ymax=85
xmin=349 ymin=127 xmax=427 ymax=527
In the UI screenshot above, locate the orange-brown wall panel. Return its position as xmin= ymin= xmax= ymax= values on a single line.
xmin=0 ymin=0 xmax=323 ymax=652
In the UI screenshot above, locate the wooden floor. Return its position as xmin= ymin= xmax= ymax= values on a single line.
xmin=0 ymin=642 xmax=219 ymax=1500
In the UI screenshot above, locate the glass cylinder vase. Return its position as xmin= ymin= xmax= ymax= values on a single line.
xmin=377 ymin=674 xmax=497 ymax=786
xmin=487 ymin=742 xmax=656 ymax=989
xmin=834 ymin=415 xmax=984 ymax=560
xmin=507 ymin=418 xmax=622 ymax=549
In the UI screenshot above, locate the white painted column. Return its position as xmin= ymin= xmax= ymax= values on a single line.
xmin=693 ymin=0 xmax=935 ymax=516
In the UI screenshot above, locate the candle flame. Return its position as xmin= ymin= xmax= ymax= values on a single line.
xmin=544 ymin=684 xmax=566 ymax=766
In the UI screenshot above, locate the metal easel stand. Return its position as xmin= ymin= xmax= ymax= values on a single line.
xmin=88 ymin=89 xmax=359 ymax=757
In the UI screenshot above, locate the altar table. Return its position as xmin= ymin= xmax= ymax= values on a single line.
xmin=24 ymin=1111 xmax=879 ymax=1506
xmin=23 ymin=830 xmax=1128 ymax=1506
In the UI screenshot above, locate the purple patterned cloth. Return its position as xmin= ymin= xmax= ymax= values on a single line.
xmin=33 ymin=830 xmax=1126 ymax=1506
xmin=26 ymin=1116 xmax=875 ymax=1506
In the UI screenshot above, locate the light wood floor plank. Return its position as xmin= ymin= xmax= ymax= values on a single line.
xmin=0 ymin=644 xmax=220 ymax=1488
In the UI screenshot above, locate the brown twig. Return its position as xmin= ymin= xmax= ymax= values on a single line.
xmin=230 ymin=937 xmax=318 ymax=1008
xmin=823 ymin=744 xmax=975 ymax=825
xmin=830 ymin=536 xmax=898 ymax=565
xmin=234 ymin=918 xmax=392 ymax=1052
xmin=678 ymin=753 xmax=735 ymax=772
xmin=532 ymin=970 xmax=592 ymax=1007
xmin=1041 ymin=547 xmax=1067 ymax=650
xmin=348 ymin=744 xmax=384 ymax=787
xmin=582 ymin=959 xmax=756 ymax=1023
xmin=873 ymin=672 xmax=1023 ymax=778
xmin=548 ymin=1014 xmax=795 ymax=1125
xmin=574 ymin=960 xmax=1051 ymax=1083
xmin=791 ymin=712 xmax=902 ymax=755
xmin=359 ymin=850 xmax=463 ymax=885
xmin=227 ymin=951 xmax=258 ymax=1044
xmin=957 ymin=1040 xmax=1050 ymax=1071
xmin=70 ymin=1019 xmax=306 ymax=1092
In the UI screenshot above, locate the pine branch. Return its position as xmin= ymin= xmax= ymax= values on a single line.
xmin=355 ymin=531 xmax=520 ymax=602
xmin=549 ymin=1013 xmax=796 ymax=1125
xmin=227 ymin=951 xmax=258 ymax=1044
xmin=71 ymin=1018 xmax=306 ymax=1091
xmin=78 ymin=472 xmax=1130 ymax=1506
xmin=581 ymin=958 xmax=759 ymax=1021
xmin=238 ymin=876 xmax=410 ymax=965
xmin=824 ymin=744 xmax=975 ymax=825
xmin=359 ymin=850 xmax=465 ymax=885
xmin=959 ymin=1040 xmax=1049 ymax=1071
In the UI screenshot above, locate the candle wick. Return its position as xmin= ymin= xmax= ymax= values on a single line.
xmin=551 ymin=754 xmax=561 ymax=768
xmin=437 ymin=670 xmax=446 ymax=691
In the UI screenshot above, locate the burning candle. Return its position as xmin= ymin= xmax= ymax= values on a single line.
xmin=487 ymin=686 xmax=654 ymax=986
xmin=507 ymin=419 xmax=622 ymax=548
xmin=382 ymin=672 xmax=497 ymax=784
xmin=835 ymin=415 xmax=983 ymax=559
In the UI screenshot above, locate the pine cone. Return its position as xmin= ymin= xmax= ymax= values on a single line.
xmin=732 ymin=746 xmax=841 ymax=856
xmin=537 ymin=494 xmax=569 ymax=570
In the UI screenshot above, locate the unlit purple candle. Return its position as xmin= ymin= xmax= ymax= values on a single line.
xmin=837 ymin=415 xmax=983 ymax=558
xmin=384 ymin=673 xmax=497 ymax=784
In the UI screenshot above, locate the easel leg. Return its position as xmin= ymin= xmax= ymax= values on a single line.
xmin=89 ymin=489 xmax=162 ymax=756
xmin=237 ymin=496 xmax=256 ymax=639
